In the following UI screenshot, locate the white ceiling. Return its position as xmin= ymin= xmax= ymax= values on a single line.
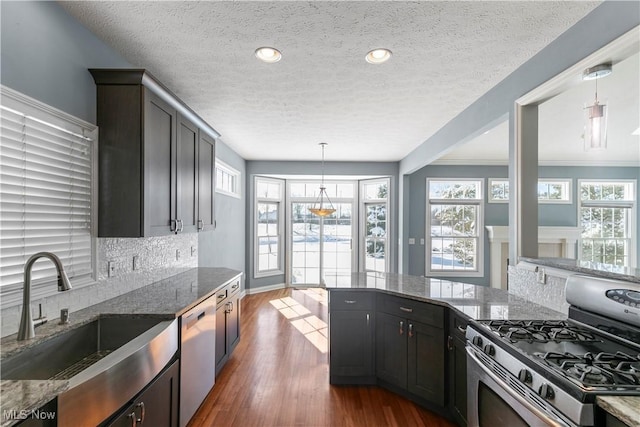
xmin=437 ymin=51 xmax=640 ymax=166
xmin=59 ymin=1 xmax=601 ymax=162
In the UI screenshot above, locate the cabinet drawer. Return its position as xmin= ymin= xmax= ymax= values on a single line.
xmin=215 ymin=288 xmax=228 ymax=306
xmin=330 ymin=290 xmax=374 ymax=310
xmin=377 ymin=294 xmax=444 ymax=328
xmin=450 ymin=311 xmax=469 ymax=340
xmin=228 ymin=279 xmax=241 ymax=297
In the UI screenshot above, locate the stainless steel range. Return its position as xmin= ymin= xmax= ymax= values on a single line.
xmin=466 ymin=275 xmax=640 ymax=427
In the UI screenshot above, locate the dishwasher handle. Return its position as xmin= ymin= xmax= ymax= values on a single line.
xmin=185 ymin=310 xmax=207 ymax=330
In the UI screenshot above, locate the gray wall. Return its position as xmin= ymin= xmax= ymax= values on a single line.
xmin=246 ymin=161 xmax=399 ymax=291
xmin=0 ymin=1 xmax=131 ymax=123
xmin=1 ymin=1 xmax=247 ymax=286
xmin=406 ymin=165 xmax=640 ymax=284
xmin=198 ymin=141 xmax=246 ymax=273
xmin=399 ymin=1 xmax=640 ymax=273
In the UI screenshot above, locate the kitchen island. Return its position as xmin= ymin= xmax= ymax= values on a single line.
xmin=327 ymin=273 xmax=640 ymax=426
xmin=0 ymin=267 xmax=242 ymax=427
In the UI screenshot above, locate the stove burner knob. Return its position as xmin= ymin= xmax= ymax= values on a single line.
xmin=538 ymin=383 xmax=555 ymax=400
xmin=472 ymin=336 xmax=483 ymax=347
xmin=482 ymin=344 xmax=495 ymax=357
xmin=518 ymin=369 xmax=532 ymax=384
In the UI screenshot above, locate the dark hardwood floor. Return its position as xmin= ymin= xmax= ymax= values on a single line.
xmin=188 ymin=288 xmax=455 ymax=427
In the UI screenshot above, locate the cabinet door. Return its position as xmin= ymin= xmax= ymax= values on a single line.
xmin=227 ymin=293 xmax=241 ymax=355
xmin=143 ymin=90 xmax=176 ymax=236
xmin=197 ymin=132 xmax=215 ymax=231
xmin=176 ymin=115 xmax=198 ymax=232
xmin=330 ymin=310 xmax=374 ymax=378
xmin=375 ymin=312 xmax=407 ymax=388
xmin=106 ymin=360 xmax=179 ymax=427
xmin=215 ymin=303 xmax=229 ymax=375
xmin=407 ymin=320 xmax=445 ymax=405
xmin=450 ymin=334 xmax=468 ymax=425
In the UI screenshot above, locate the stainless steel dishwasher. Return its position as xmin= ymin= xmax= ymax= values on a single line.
xmin=180 ymin=296 xmax=216 ymax=427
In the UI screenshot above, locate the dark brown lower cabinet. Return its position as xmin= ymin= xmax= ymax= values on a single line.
xmin=448 ymin=312 xmax=469 ymax=426
xmin=104 ymin=360 xmax=179 ymax=427
xmin=376 ymin=311 xmax=445 ymax=405
xmin=215 ymin=279 xmax=241 ymax=375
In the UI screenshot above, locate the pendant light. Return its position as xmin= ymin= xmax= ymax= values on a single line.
xmin=309 ymin=143 xmax=336 ymax=217
xmin=583 ymin=63 xmax=612 ymax=151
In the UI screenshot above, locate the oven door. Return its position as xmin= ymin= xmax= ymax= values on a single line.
xmin=467 ymin=346 xmax=576 ymax=427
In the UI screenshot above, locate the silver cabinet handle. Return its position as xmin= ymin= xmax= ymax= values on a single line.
xmin=171 ymin=219 xmax=178 ymax=233
xmin=400 ymin=307 xmax=413 ymax=313
xmin=447 ymin=335 xmax=453 ymax=351
xmin=229 ymin=301 xmax=234 ymax=312
xmin=344 ymin=300 xmax=356 ymax=304
xmin=128 ymin=412 xmax=137 ymax=427
xmin=197 ymin=219 xmax=204 ymax=231
xmin=366 ymin=313 xmax=370 ymax=326
xmin=232 ymin=282 xmax=239 ymax=290
xmin=457 ymin=325 xmax=467 ymax=334
xmin=136 ymin=402 xmax=145 ymax=423
xmin=178 ymin=219 xmax=184 ymax=232
xmin=408 ymin=323 xmax=414 ymax=338
xmin=399 ymin=320 xmax=404 ymax=335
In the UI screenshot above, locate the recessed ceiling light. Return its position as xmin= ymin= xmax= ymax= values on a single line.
xmin=365 ymin=48 xmax=392 ymax=64
xmin=255 ymin=47 xmax=282 ymax=63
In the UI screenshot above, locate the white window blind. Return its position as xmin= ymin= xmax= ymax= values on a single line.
xmin=0 ymin=87 xmax=95 ymax=292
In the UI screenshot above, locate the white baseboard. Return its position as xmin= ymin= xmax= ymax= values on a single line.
xmin=244 ymin=283 xmax=286 ymax=295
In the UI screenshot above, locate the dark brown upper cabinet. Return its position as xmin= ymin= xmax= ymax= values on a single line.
xmin=90 ymin=69 xmax=219 ymax=237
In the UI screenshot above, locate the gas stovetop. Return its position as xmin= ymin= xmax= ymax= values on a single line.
xmin=477 ymin=319 xmax=640 ymax=392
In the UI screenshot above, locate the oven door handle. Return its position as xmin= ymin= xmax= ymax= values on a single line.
xmin=466 ymin=346 xmax=571 ymax=427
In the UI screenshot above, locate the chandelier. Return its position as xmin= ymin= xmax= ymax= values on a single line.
xmin=308 ymin=143 xmax=336 ymax=217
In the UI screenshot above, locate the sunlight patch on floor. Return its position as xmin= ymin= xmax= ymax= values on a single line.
xmin=270 ymin=292 xmax=329 ymax=353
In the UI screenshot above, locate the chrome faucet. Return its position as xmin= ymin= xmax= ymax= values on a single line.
xmin=17 ymin=252 xmax=72 ymax=341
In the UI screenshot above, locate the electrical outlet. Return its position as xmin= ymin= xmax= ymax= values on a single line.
xmin=536 ymin=267 xmax=546 ymax=284
xmin=107 ymin=261 xmax=115 ymax=277
xmin=408 ymin=238 xmax=415 ymax=245
xmin=420 ymin=238 xmax=425 ymax=245
xmin=176 ymin=249 xmax=181 ymax=261
xmin=132 ymin=255 xmax=139 ymax=271
xmin=191 ymin=246 xmax=197 ymax=257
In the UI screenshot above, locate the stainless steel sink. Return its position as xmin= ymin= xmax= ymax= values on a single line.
xmin=1 ymin=315 xmax=178 ymax=426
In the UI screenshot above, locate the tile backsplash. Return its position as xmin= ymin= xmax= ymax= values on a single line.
xmin=507 ymin=265 xmax=569 ymax=315
xmin=1 ymin=234 xmax=197 ymax=337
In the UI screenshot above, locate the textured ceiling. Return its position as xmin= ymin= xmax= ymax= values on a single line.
xmin=59 ymin=1 xmax=601 ymax=161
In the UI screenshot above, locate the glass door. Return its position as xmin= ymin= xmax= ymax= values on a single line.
xmin=288 ymin=181 xmax=356 ymax=286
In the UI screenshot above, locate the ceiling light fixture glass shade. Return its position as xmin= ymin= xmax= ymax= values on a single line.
xmin=255 ymin=47 xmax=282 ymax=63
xmin=582 ymin=63 xmax=611 ymax=151
xmin=309 ymin=143 xmax=336 ymax=217
xmin=365 ymin=48 xmax=392 ymax=64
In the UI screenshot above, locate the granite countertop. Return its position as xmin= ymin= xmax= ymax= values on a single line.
xmin=325 ymin=272 xmax=567 ymax=321
xmin=597 ymin=395 xmax=640 ymax=427
xmin=0 ymin=267 xmax=242 ymax=427
xmin=520 ymin=257 xmax=640 ymax=284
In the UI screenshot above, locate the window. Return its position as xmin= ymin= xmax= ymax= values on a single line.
xmin=579 ymin=180 xmax=636 ymax=267
xmin=361 ymin=178 xmax=389 ymax=273
xmin=427 ymin=179 xmax=483 ymax=277
xmin=488 ymin=178 xmax=572 ymax=203
xmin=0 ymin=86 xmax=96 ymax=302
xmin=215 ymin=159 xmax=241 ymax=198
xmin=255 ymin=177 xmax=284 ymax=277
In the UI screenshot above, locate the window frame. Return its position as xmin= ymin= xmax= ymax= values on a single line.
xmin=426 ymin=178 xmax=484 ymax=278
xmin=578 ymin=179 xmax=636 ymax=268
xmin=254 ymin=176 xmax=285 ymax=278
xmin=359 ymin=177 xmax=390 ymax=273
xmin=488 ymin=178 xmax=572 ymax=204
xmin=215 ymin=159 xmax=241 ymax=199
xmin=0 ymin=85 xmax=98 ymax=309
